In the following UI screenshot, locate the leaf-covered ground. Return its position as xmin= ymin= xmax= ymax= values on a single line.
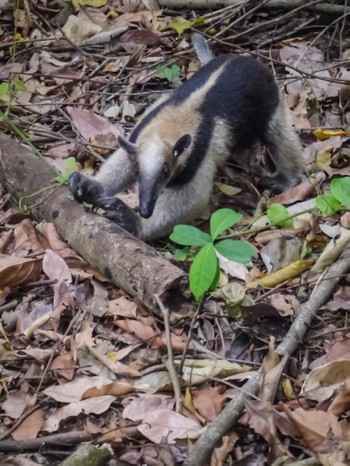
xmin=0 ymin=1 xmax=350 ymax=465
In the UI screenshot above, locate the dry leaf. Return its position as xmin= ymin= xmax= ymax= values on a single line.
xmin=302 ymin=360 xmax=350 ymax=402
xmin=247 ymin=260 xmax=313 ymax=289
xmin=0 ymin=254 xmax=42 ymax=287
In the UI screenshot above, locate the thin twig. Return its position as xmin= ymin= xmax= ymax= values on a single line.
xmin=155 ymin=294 xmax=183 ymax=414
xmin=177 ymin=296 xmax=205 ymax=376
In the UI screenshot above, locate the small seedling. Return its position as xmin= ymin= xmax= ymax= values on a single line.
xmin=156 ymin=64 xmax=181 ymax=82
xmin=170 ymin=208 xmax=255 ymax=300
xmin=54 ymin=157 xmax=77 ymax=184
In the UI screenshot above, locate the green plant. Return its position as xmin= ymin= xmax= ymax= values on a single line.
xmin=0 ymin=77 xmax=26 ymax=101
xmin=170 ymin=208 xmax=256 ymax=300
xmin=54 ymin=157 xmax=77 ymax=184
xmin=266 ymin=203 xmax=292 ymax=228
xmin=156 ymin=64 xmax=181 ymax=82
xmin=170 ymin=177 xmax=350 ymax=300
xmin=316 ymin=177 xmax=350 ymax=215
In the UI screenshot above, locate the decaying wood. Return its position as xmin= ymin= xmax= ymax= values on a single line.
xmin=59 ymin=444 xmax=112 ymax=466
xmin=0 ymin=133 xmax=186 ymax=311
xmin=184 ymin=247 xmax=350 ymax=466
xmin=0 ymin=432 xmax=93 ymax=453
xmin=157 ymin=0 xmax=350 ymax=14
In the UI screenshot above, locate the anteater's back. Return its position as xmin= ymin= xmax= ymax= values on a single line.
xmin=171 ymin=55 xmax=280 ymax=148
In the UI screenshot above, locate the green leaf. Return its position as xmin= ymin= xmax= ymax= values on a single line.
xmin=0 ymin=82 xmax=10 ymax=97
xmin=214 ymin=239 xmax=255 ymax=264
xmin=189 ymin=243 xmax=218 ymax=300
xmin=54 ymin=173 xmax=69 ymax=184
xmin=301 ymin=240 xmax=311 ymax=259
xmin=0 ymin=111 xmax=8 ymax=122
xmin=12 ymin=79 xmax=26 ymax=91
xmin=64 ymin=157 xmax=77 ymax=171
xmin=209 ymin=263 xmax=220 ymax=292
xmin=174 ymin=248 xmax=189 ymax=261
xmin=267 ymin=203 xmax=292 ymax=228
xmin=330 ymin=177 xmax=350 ymax=209
xmin=170 ymin=225 xmax=211 ymax=247
xmin=156 ymin=64 xmax=181 ymax=82
xmin=210 ymin=208 xmax=243 ymax=241
xmin=316 ymin=193 xmax=341 ymax=216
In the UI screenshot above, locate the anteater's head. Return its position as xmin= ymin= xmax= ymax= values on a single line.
xmin=118 ymin=133 xmax=193 ymax=219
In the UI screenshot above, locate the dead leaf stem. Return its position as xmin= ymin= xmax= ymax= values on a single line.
xmin=155 ymin=294 xmax=183 ymax=414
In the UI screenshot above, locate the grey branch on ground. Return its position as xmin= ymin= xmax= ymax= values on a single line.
xmin=0 ymin=133 xmax=187 ymax=313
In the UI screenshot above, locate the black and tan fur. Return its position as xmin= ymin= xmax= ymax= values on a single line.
xmin=69 ymin=34 xmax=303 ymax=240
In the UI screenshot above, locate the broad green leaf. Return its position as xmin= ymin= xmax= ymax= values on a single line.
xmin=330 ymin=177 xmax=350 ymax=209
xmin=267 ymin=203 xmax=292 ymax=228
xmin=12 ymin=79 xmax=26 ymax=91
xmin=189 ymin=243 xmax=218 ymax=300
xmin=316 ymin=193 xmax=341 ymax=216
xmin=210 ymin=208 xmax=243 ymax=240
xmin=170 ymin=225 xmax=211 ymax=247
xmin=0 ymin=82 xmax=9 ymax=97
xmin=214 ymin=239 xmax=255 ymax=264
xmin=209 ymin=262 xmax=220 ymax=291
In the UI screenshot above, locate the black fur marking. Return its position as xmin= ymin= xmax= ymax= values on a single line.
xmin=69 ymin=172 xmax=104 ymax=204
xmin=169 ymin=56 xmax=280 ymax=187
xmin=129 ymin=57 xmax=231 ymax=143
xmin=131 ymin=55 xmax=280 ymax=188
xmin=96 ymin=196 xmax=139 ymax=236
xmin=258 ymin=173 xmax=302 ymax=193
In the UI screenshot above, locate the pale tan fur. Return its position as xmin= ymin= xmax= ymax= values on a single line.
xmin=135 ymin=62 xmax=228 ymax=171
xmin=82 ymin=54 xmax=303 ymax=240
xmin=138 ymin=117 xmax=231 ymax=240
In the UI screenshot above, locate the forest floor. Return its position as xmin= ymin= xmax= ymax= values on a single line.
xmin=0 ymin=1 xmax=350 ymax=465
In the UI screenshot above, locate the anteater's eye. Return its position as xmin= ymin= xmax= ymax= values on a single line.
xmin=173 ymin=133 xmax=192 ymax=158
xmin=133 ymin=166 xmax=139 ymax=177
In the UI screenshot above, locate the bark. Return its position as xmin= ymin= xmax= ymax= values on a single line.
xmin=157 ymin=0 xmax=350 ymax=14
xmin=0 ymin=133 xmax=187 ymax=311
xmin=0 ymin=432 xmax=93 ymax=452
xmin=59 ymin=444 xmax=112 ymax=466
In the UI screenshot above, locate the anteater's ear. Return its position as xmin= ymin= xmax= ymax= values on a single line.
xmin=118 ymin=135 xmax=137 ymax=156
xmin=173 ymin=134 xmax=192 ymax=158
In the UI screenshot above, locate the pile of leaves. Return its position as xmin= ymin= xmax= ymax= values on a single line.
xmin=0 ymin=0 xmax=350 ymax=465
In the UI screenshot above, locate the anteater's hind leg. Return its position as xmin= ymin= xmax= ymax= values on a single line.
xmin=259 ymin=103 xmax=304 ymax=193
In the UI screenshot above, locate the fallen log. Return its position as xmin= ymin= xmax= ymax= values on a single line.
xmin=0 ymin=132 xmax=187 ymax=311
xmin=156 ymin=0 xmax=349 ymax=14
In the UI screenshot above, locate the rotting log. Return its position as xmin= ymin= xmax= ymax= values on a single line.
xmin=156 ymin=0 xmax=350 ymax=14
xmin=0 ymin=132 xmax=187 ymax=311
